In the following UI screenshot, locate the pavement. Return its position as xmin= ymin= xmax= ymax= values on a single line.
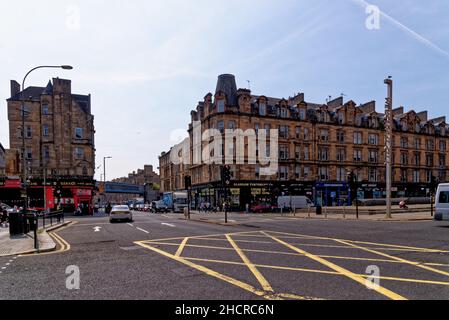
xmin=1 ymin=210 xmax=449 ymax=300
xmin=182 ymin=210 xmax=433 ymax=225
xmin=0 ymin=220 xmax=70 ymax=257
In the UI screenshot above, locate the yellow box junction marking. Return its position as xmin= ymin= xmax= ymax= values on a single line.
xmin=334 ymin=239 xmax=449 ymax=279
xmin=135 ymin=240 xmax=320 ymax=300
xmin=226 ymin=234 xmax=273 ymax=292
xmin=136 ymin=230 xmax=449 ymax=300
xmin=261 ymin=231 xmax=407 ymax=301
xmin=175 ymin=237 xmax=189 ymax=257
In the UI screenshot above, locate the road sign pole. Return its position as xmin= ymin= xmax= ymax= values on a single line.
xmin=384 ymin=77 xmax=393 ymax=219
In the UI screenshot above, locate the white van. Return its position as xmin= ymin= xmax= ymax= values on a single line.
xmin=277 ymin=196 xmax=314 ymax=210
xmin=435 ymin=184 xmax=449 ymax=221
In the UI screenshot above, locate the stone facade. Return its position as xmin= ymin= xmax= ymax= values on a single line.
xmin=160 ymin=74 xmax=449 ymax=209
xmin=0 ymin=143 xmax=5 ymax=175
xmin=7 ymin=78 xmax=95 ymax=179
xmin=112 ymin=165 xmax=160 ymax=186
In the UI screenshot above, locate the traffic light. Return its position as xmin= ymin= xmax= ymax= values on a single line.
xmin=347 ymin=171 xmax=357 ymax=191
xmin=184 ymin=175 xmax=192 ymax=190
xmin=430 ymin=175 xmax=439 ymax=195
xmin=221 ymin=165 xmax=232 ymax=187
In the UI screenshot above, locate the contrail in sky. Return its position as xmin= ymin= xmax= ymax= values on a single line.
xmin=351 ymin=0 xmax=449 ymax=60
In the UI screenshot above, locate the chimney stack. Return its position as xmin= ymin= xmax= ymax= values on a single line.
xmin=10 ymin=80 xmax=20 ymax=98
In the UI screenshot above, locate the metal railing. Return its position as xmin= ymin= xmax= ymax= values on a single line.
xmin=39 ymin=210 xmax=65 ymax=229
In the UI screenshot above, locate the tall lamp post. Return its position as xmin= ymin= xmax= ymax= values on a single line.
xmin=384 ymin=76 xmax=393 ymax=219
xmin=103 ymin=156 xmax=112 ymax=183
xmin=20 ymin=65 xmax=73 ymax=212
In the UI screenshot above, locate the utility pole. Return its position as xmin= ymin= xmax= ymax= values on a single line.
xmin=384 ymin=77 xmax=393 ymax=219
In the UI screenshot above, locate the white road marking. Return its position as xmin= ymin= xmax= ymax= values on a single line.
xmin=93 ymin=226 xmax=102 ymax=232
xmin=127 ymin=223 xmax=134 ymax=227
xmin=136 ymin=227 xmax=150 ymax=234
xmin=161 ymin=223 xmax=176 ymax=228
xmin=5 ymin=263 xmax=10 ymax=266
xmin=1 ymin=267 xmax=6 ymax=270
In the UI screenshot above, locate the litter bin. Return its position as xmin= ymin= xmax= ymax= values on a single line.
xmin=316 ymin=205 xmax=322 ymax=216
xmin=9 ymin=211 xmax=24 ymax=236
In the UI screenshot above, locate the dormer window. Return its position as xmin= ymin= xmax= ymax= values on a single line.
xmin=415 ymin=124 xmax=421 ymax=133
xmin=217 ymin=100 xmax=225 ymax=113
xmin=280 ymin=108 xmax=288 ymax=118
xmin=369 ymin=117 xmax=378 ymax=128
xmin=259 ymin=103 xmax=266 ymax=116
xmin=42 ymin=104 xmax=50 ymax=115
xmin=299 ymin=109 xmax=306 ymax=120
xmin=338 ymin=113 xmax=345 ymax=125
xmin=402 ymin=122 xmax=408 ymax=132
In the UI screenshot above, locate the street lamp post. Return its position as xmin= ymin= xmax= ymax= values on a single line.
xmin=20 ymin=65 xmax=73 ymax=213
xmin=103 ymin=156 xmax=112 ymax=183
xmin=384 ymin=77 xmax=393 ymax=219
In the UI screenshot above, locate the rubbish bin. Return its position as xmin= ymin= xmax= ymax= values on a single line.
xmin=9 ymin=211 xmax=24 ymax=236
xmin=316 ymin=205 xmax=322 ymax=216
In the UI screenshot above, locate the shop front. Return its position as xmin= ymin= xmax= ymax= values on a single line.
xmin=314 ymin=182 xmax=351 ymax=207
xmin=0 ymin=178 xmax=22 ymax=207
xmin=193 ymin=180 xmax=315 ymax=211
xmin=26 ymin=178 xmax=95 ymax=213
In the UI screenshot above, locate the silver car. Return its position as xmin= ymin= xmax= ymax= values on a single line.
xmin=109 ymin=205 xmax=133 ymax=223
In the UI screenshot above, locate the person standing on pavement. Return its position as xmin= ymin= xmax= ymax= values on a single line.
xmin=1 ymin=208 xmax=7 ymax=227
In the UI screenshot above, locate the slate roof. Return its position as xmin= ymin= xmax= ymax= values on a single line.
xmin=7 ymin=80 xmax=91 ymax=114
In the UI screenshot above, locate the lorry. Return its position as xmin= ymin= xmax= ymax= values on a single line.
xmin=163 ymin=191 xmax=188 ymax=213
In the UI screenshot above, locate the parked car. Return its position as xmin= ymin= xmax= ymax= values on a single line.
xmin=143 ymin=204 xmax=151 ymax=212
xmin=0 ymin=203 xmax=16 ymax=214
xmin=109 ymin=205 xmax=133 ymax=223
xmin=251 ymin=203 xmax=276 ymax=213
xmin=435 ymin=183 xmax=449 ymax=221
xmin=151 ymin=201 xmax=169 ymax=213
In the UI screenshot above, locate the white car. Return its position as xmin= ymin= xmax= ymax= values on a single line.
xmin=435 ymin=184 xmax=449 ymax=221
xmin=109 ymin=205 xmax=133 ymax=223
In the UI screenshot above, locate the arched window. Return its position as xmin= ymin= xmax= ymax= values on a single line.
xmin=82 ymin=167 xmax=88 ymax=176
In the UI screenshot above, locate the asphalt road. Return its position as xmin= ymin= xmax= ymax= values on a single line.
xmin=1 ymin=211 xmax=449 ymax=300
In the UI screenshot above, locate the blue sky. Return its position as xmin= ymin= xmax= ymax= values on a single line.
xmin=1 ymin=0 xmax=448 ymax=180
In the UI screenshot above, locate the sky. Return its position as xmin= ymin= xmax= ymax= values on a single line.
xmin=1 ymin=0 xmax=449 ymax=181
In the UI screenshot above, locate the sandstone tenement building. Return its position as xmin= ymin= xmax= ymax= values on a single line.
xmin=3 ymin=78 xmax=95 ymax=212
xmin=160 ymin=74 xmax=449 ymax=210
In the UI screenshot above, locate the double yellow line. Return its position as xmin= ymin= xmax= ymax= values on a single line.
xmin=20 ymin=222 xmax=74 ymax=257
